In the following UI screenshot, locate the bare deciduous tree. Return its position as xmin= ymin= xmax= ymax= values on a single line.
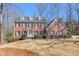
xmin=2 ymin=3 xmax=23 ymax=42
xmin=47 ymin=3 xmax=61 ymax=20
xmin=0 ymin=3 xmax=4 ymax=43
xmin=35 ymin=3 xmax=48 ymax=17
xmin=74 ymin=4 xmax=79 ymax=21
xmin=67 ymin=3 xmax=72 ymax=20
xmin=66 ymin=3 xmax=74 ymax=32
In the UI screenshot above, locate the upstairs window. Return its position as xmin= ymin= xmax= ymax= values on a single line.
xmin=28 ymin=23 xmax=32 ymax=28
xmin=22 ymin=23 xmax=26 ymax=28
xmin=15 ymin=23 xmax=20 ymax=27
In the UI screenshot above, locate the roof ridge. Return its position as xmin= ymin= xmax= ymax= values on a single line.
xmin=47 ymin=17 xmax=67 ymax=29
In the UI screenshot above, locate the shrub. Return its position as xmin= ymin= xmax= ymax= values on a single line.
xmin=42 ymin=35 xmax=46 ymax=39
xmin=72 ymin=32 xmax=79 ymax=35
xmin=19 ymin=37 xmax=24 ymax=40
xmin=34 ymin=32 xmax=47 ymax=39
xmin=6 ymin=32 xmax=13 ymax=43
xmin=19 ymin=34 xmax=26 ymax=40
xmin=34 ymin=35 xmax=41 ymax=39
xmin=41 ymin=33 xmax=46 ymax=39
xmin=21 ymin=34 xmax=26 ymax=39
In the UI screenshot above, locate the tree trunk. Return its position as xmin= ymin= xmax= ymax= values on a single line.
xmin=0 ymin=13 xmax=4 ymax=44
xmin=0 ymin=3 xmax=4 ymax=44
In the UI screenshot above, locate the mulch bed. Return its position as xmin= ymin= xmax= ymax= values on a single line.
xmin=0 ymin=47 xmax=39 ymax=56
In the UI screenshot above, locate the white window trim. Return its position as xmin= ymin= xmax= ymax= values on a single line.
xmin=16 ymin=23 xmax=19 ymax=27
xmin=28 ymin=23 xmax=32 ymax=28
xmin=16 ymin=23 xmax=20 ymax=27
xmin=29 ymin=30 xmax=33 ymax=35
xmin=23 ymin=23 xmax=26 ymax=28
xmin=16 ymin=31 xmax=20 ymax=36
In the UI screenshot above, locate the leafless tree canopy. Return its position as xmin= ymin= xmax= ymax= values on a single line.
xmin=35 ymin=3 xmax=49 ymax=17
xmin=2 ymin=3 xmax=23 ymax=40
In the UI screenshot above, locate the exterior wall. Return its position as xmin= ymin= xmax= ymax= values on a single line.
xmin=47 ymin=25 xmax=65 ymax=31
xmin=14 ymin=22 xmax=46 ymax=38
xmin=47 ymin=22 xmax=68 ymax=38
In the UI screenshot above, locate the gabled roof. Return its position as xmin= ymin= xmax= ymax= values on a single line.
xmin=47 ymin=17 xmax=67 ymax=29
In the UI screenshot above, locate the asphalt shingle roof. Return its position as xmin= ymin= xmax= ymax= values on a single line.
xmin=14 ymin=16 xmax=47 ymax=22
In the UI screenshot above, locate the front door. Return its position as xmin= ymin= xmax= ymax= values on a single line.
xmin=27 ymin=30 xmax=34 ymax=37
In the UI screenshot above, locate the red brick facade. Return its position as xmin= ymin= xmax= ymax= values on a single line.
xmin=14 ymin=17 xmax=68 ymax=39
xmin=47 ymin=18 xmax=68 ymax=38
xmin=14 ymin=17 xmax=46 ymax=38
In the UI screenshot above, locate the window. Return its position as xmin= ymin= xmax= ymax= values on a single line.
xmin=50 ymin=31 xmax=54 ymax=35
xmin=29 ymin=30 xmax=33 ymax=35
xmin=28 ymin=23 xmax=32 ymax=28
xmin=57 ymin=31 xmax=63 ymax=35
xmin=35 ymin=31 xmax=39 ymax=35
xmin=16 ymin=31 xmax=20 ymax=36
xmin=15 ymin=23 xmax=20 ymax=27
xmin=22 ymin=23 xmax=26 ymax=28
xmin=22 ymin=31 xmax=27 ymax=36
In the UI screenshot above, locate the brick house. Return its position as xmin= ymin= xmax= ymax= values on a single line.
xmin=46 ymin=17 xmax=68 ymax=38
xmin=14 ymin=16 xmax=47 ymax=38
xmin=14 ymin=16 xmax=69 ymax=39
